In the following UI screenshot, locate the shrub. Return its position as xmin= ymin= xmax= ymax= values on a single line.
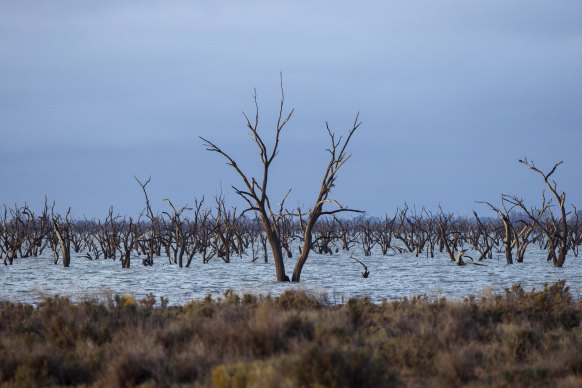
xmin=0 ymin=282 xmax=580 ymax=386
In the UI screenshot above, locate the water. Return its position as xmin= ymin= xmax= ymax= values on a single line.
xmin=1 ymin=246 xmax=581 ymax=305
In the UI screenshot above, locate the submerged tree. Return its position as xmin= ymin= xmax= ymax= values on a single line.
xmin=201 ymin=75 xmax=362 ymax=282
xmin=518 ymin=158 xmax=570 ymax=267
xmin=478 ymin=196 xmax=517 ymax=265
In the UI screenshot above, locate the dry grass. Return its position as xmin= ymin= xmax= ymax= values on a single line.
xmin=0 ymin=281 xmax=581 ymax=387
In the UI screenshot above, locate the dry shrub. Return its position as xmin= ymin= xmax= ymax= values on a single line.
xmin=288 ymin=342 xmax=399 ymax=387
xmin=501 ymin=366 xmax=551 ymax=387
xmin=557 ymin=376 xmax=582 ymax=388
xmin=210 ymin=360 xmax=283 ymax=388
xmin=101 ymin=335 xmax=168 ymax=387
xmin=501 ymin=323 xmax=545 ymax=362
xmin=434 ymin=344 xmax=483 ymax=386
xmin=274 ymin=289 xmax=328 ymax=310
xmin=0 ymin=282 xmax=580 ymax=386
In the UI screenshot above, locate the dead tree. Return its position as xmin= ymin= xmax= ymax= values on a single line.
xmin=201 ymin=77 xmax=293 ymax=280
xmin=274 ymin=204 xmax=295 ymax=259
xmin=502 ymin=194 xmax=550 ymax=263
xmin=472 ymin=211 xmax=494 ymax=261
xmin=246 ymin=216 xmax=262 ymax=262
xmin=436 ymin=208 xmax=463 ymax=262
xmin=406 ymin=207 xmax=430 ymax=258
xmin=256 ymin=216 xmax=270 ymax=263
xmin=95 ymin=207 xmax=120 ymax=260
xmin=291 ymin=116 xmax=363 ymax=282
xmin=374 ymin=213 xmax=396 ymax=256
xmin=350 ymin=253 xmax=370 ymax=278
xmin=135 ymin=176 xmax=158 ymax=266
xmin=334 ymin=216 xmax=358 ymax=251
xmin=18 ymin=204 xmax=49 ymax=258
xmin=569 ymin=206 xmax=581 ymax=257
xmin=184 ymin=198 xmax=206 ymax=267
xmin=519 ymin=158 xmax=569 ymax=267
xmin=118 ymin=217 xmax=145 ymax=268
xmin=11 ymin=204 xmax=34 ymax=259
xmin=478 ymin=197 xmax=517 ymax=264
xmin=394 ymin=205 xmax=416 ymax=253
xmin=311 ymin=217 xmax=338 ymax=255
xmin=208 ymin=196 xmax=240 ymax=263
xmin=163 ymin=199 xmax=191 ymax=268
xmin=202 ymin=76 xmax=362 ymax=281
xmin=51 ymin=206 xmax=72 ymax=267
xmin=198 ymin=215 xmax=216 ymax=264
xmin=424 ymin=210 xmax=437 ymax=258
xmin=24 ymin=199 xmax=51 ymax=258
xmin=1 ymin=204 xmax=28 ymax=265
xmin=356 ymin=216 xmax=376 ymax=256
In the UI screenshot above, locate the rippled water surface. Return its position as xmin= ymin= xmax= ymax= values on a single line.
xmin=1 ymin=247 xmax=581 ymax=305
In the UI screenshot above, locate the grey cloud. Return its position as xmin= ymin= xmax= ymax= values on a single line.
xmin=1 ymin=1 xmax=581 ymax=217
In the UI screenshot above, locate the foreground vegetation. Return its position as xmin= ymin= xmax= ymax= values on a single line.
xmin=0 ymin=281 xmax=581 ymax=387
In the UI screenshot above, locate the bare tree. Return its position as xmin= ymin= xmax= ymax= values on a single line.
xmin=334 ymin=216 xmax=358 ymax=251
xmin=471 ymin=211 xmax=494 ymax=261
xmin=184 ymin=198 xmax=206 ymax=267
xmin=394 ymin=205 xmax=415 ymax=253
xmin=201 ymin=75 xmax=362 ymax=282
xmin=51 ymin=206 xmax=72 ymax=267
xmin=201 ymin=76 xmax=294 ymax=281
xmin=502 ymin=194 xmax=550 ymax=263
xmin=1 ymin=204 xmax=29 ymax=265
xmin=94 ymin=207 xmax=120 ymax=260
xmin=519 ymin=158 xmax=569 ymax=267
xmin=290 ymin=116 xmax=363 ymax=281
xmin=356 ymin=216 xmax=376 ymax=256
xmin=135 ymin=176 xmax=159 ymax=266
xmin=569 ymin=205 xmax=581 ymax=257
xmin=118 ymin=217 xmax=145 ymax=268
xmin=478 ymin=197 xmax=517 ymax=265
xmin=436 ymin=207 xmax=463 ymax=263
xmin=163 ymin=199 xmax=191 ymax=268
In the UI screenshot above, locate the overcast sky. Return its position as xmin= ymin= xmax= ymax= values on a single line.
xmin=1 ymin=1 xmax=581 ymax=219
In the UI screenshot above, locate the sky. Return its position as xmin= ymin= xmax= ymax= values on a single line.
xmin=1 ymin=1 xmax=581 ymax=219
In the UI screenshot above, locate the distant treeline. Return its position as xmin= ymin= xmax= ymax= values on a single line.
xmin=1 ymin=195 xmax=580 ymax=269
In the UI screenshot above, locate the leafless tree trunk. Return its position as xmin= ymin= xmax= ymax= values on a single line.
xmin=118 ymin=217 xmax=145 ymax=268
xmin=201 ymin=76 xmax=293 ymax=280
xmin=163 ymin=199 xmax=191 ymax=268
xmin=519 ymin=158 xmax=569 ymax=267
xmin=135 ymin=176 xmax=158 ymax=266
xmin=501 ymin=195 xmax=550 ymax=263
xmin=202 ymin=75 xmax=362 ymax=282
xmin=356 ymin=216 xmax=376 ymax=256
xmin=436 ymin=208 xmax=462 ymax=262
xmin=374 ymin=213 xmax=396 ymax=256
xmin=569 ymin=206 xmax=581 ymax=257
xmin=394 ymin=205 xmax=415 ymax=253
xmin=185 ymin=198 xmax=205 ymax=267
xmin=51 ymin=206 xmax=72 ymax=267
xmin=478 ymin=197 xmax=517 ymax=264
xmin=334 ymin=216 xmax=358 ymax=251
xmin=472 ymin=211 xmax=494 ymax=261
xmin=291 ymin=116 xmax=363 ymax=282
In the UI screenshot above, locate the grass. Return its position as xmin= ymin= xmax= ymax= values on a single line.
xmin=0 ymin=281 xmax=581 ymax=387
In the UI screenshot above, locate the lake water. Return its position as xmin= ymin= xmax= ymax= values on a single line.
xmin=1 ymin=246 xmax=581 ymax=305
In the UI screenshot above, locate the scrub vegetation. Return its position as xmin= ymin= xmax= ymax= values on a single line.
xmin=0 ymin=281 xmax=581 ymax=387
